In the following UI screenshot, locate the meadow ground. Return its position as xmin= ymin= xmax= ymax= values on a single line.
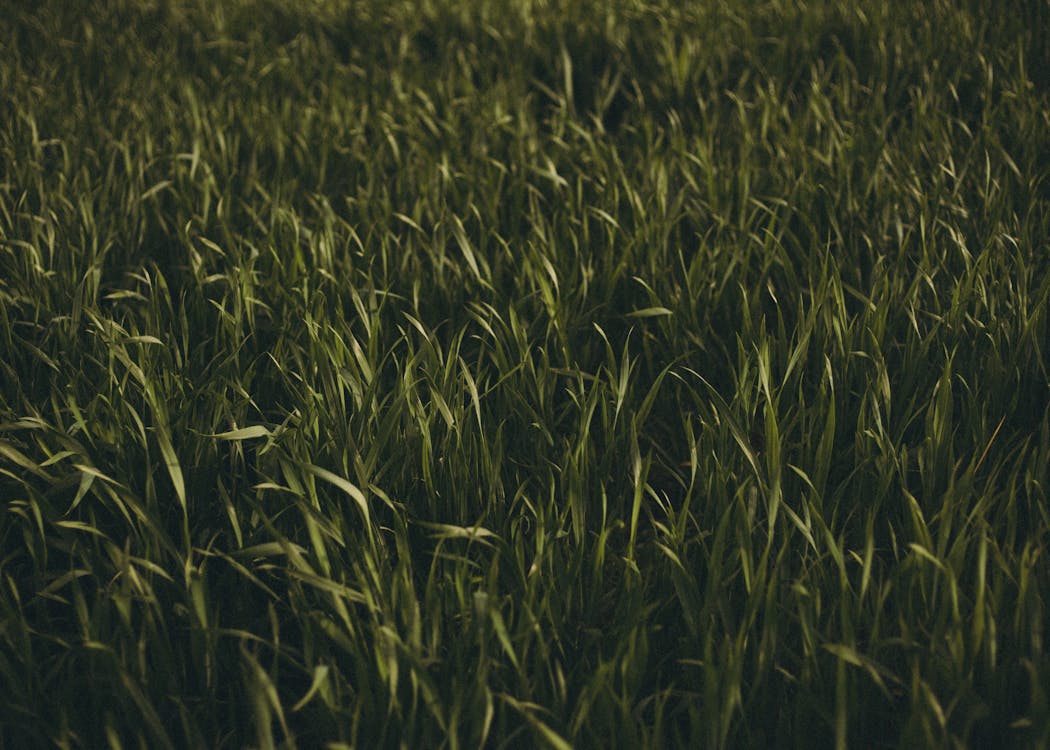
xmin=1 ymin=1 xmax=1049 ymax=747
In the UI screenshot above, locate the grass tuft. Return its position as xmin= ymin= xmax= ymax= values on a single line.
xmin=1 ymin=0 xmax=1048 ymax=747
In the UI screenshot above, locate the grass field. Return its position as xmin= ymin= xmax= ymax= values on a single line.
xmin=2 ymin=0 xmax=1049 ymax=747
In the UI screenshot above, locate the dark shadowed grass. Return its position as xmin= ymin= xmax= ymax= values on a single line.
xmin=1 ymin=0 xmax=1048 ymax=747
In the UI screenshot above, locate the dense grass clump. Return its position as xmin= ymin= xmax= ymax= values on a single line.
xmin=1 ymin=0 xmax=1048 ymax=747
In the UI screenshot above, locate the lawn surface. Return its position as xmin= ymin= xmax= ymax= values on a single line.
xmin=1 ymin=1 xmax=1049 ymax=747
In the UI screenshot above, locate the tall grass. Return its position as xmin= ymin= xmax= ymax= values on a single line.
xmin=1 ymin=0 xmax=1048 ymax=747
